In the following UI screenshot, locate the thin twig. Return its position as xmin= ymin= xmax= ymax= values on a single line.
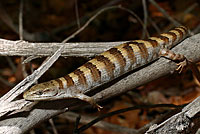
xmin=19 ymin=0 xmax=28 ymax=78
xmin=149 ymin=0 xmax=181 ymax=26
xmin=0 ymin=3 xmax=34 ymax=41
xmin=62 ymin=6 xmax=120 ymax=43
xmin=118 ymin=6 xmax=150 ymax=38
xmin=49 ymin=119 xmax=58 ymax=134
xmin=183 ymin=3 xmax=198 ymax=14
xmin=77 ymin=104 xmax=182 ymax=133
xmin=192 ymin=23 xmax=200 ymax=34
xmin=63 ymin=5 xmax=148 ymax=43
xmin=19 ymin=0 xmax=23 ymax=40
xmin=142 ymin=0 xmax=148 ymax=39
xmin=61 ymin=112 xmax=137 ymax=134
xmin=0 ymin=3 xmax=18 ymax=34
xmin=75 ymin=0 xmax=80 ymax=28
xmin=74 ymin=115 xmax=81 ymax=134
xmin=148 ymin=17 xmax=161 ymax=34
xmin=51 ymin=0 xmax=122 ymax=35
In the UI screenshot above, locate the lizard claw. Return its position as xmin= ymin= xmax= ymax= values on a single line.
xmin=176 ymin=59 xmax=194 ymax=73
xmin=86 ymin=97 xmax=103 ymax=111
xmin=90 ymin=100 xmax=103 ymax=111
xmin=176 ymin=59 xmax=188 ymax=73
xmin=95 ymin=104 xmax=103 ymax=111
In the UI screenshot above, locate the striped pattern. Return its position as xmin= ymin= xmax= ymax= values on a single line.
xmin=23 ymin=26 xmax=188 ymax=100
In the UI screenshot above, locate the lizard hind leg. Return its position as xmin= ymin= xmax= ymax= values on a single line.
xmin=159 ymin=48 xmax=200 ymax=83
xmin=159 ymin=48 xmax=188 ymax=73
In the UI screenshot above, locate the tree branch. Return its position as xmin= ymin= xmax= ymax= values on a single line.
xmin=0 ymin=39 xmax=126 ymax=57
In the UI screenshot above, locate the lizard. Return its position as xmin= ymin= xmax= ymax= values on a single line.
xmin=23 ymin=26 xmax=188 ymax=110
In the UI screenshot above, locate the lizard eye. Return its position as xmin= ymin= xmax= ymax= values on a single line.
xmin=35 ymin=91 xmax=43 ymax=95
xmin=34 ymin=88 xmax=58 ymax=97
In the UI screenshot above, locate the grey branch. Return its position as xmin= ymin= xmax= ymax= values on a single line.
xmin=0 ymin=38 xmax=126 ymax=57
xmin=0 ymin=33 xmax=200 ymax=133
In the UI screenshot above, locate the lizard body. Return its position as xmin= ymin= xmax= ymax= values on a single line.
xmin=23 ymin=26 xmax=188 ymax=109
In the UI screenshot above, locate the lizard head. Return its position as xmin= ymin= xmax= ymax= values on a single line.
xmin=23 ymin=80 xmax=61 ymax=101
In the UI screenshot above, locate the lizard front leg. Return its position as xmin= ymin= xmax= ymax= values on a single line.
xmin=65 ymin=90 xmax=103 ymax=111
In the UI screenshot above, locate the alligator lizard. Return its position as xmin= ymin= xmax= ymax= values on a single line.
xmin=23 ymin=26 xmax=188 ymax=109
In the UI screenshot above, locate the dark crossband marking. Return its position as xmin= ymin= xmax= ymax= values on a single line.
xmin=172 ymin=29 xmax=183 ymax=39
xmin=108 ymin=48 xmax=126 ymax=71
xmin=180 ymin=26 xmax=187 ymax=31
xmin=83 ymin=62 xmax=101 ymax=82
xmin=74 ymin=69 xmax=87 ymax=86
xmin=168 ymin=28 xmax=186 ymax=48
xmin=158 ymin=35 xmax=169 ymax=46
xmin=132 ymin=42 xmax=148 ymax=59
xmin=181 ymin=26 xmax=188 ymax=34
xmin=63 ymin=74 xmax=74 ymax=87
xmin=160 ymin=49 xmax=185 ymax=61
xmin=134 ymin=40 xmax=157 ymax=49
xmin=134 ymin=40 xmax=161 ymax=61
xmin=89 ymin=58 xmax=111 ymax=83
xmin=123 ymin=43 xmax=136 ymax=65
xmin=114 ymin=43 xmax=135 ymax=71
xmin=145 ymin=39 xmax=159 ymax=48
xmin=175 ymin=26 xmax=187 ymax=36
xmin=78 ymin=66 xmax=94 ymax=88
xmin=149 ymin=37 xmax=165 ymax=46
xmin=68 ymin=72 xmax=79 ymax=87
xmin=165 ymin=32 xmax=177 ymax=42
xmin=54 ymin=79 xmax=64 ymax=89
xmin=127 ymin=43 xmax=148 ymax=67
xmin=94 ymin=55 xmax=115 ymax=78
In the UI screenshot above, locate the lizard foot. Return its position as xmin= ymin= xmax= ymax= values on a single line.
xmin=176 ymin=59 xmax=194 ymax=73
xmin=75 ymin=93 xmax=103 ymax=111
xmin=94 ymin=104 xmax=103 ymax=111
xmin=86 ymin=97 xmax=103 ymax=111
xmin=176 ymin=59 xmax=188 ymax=73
